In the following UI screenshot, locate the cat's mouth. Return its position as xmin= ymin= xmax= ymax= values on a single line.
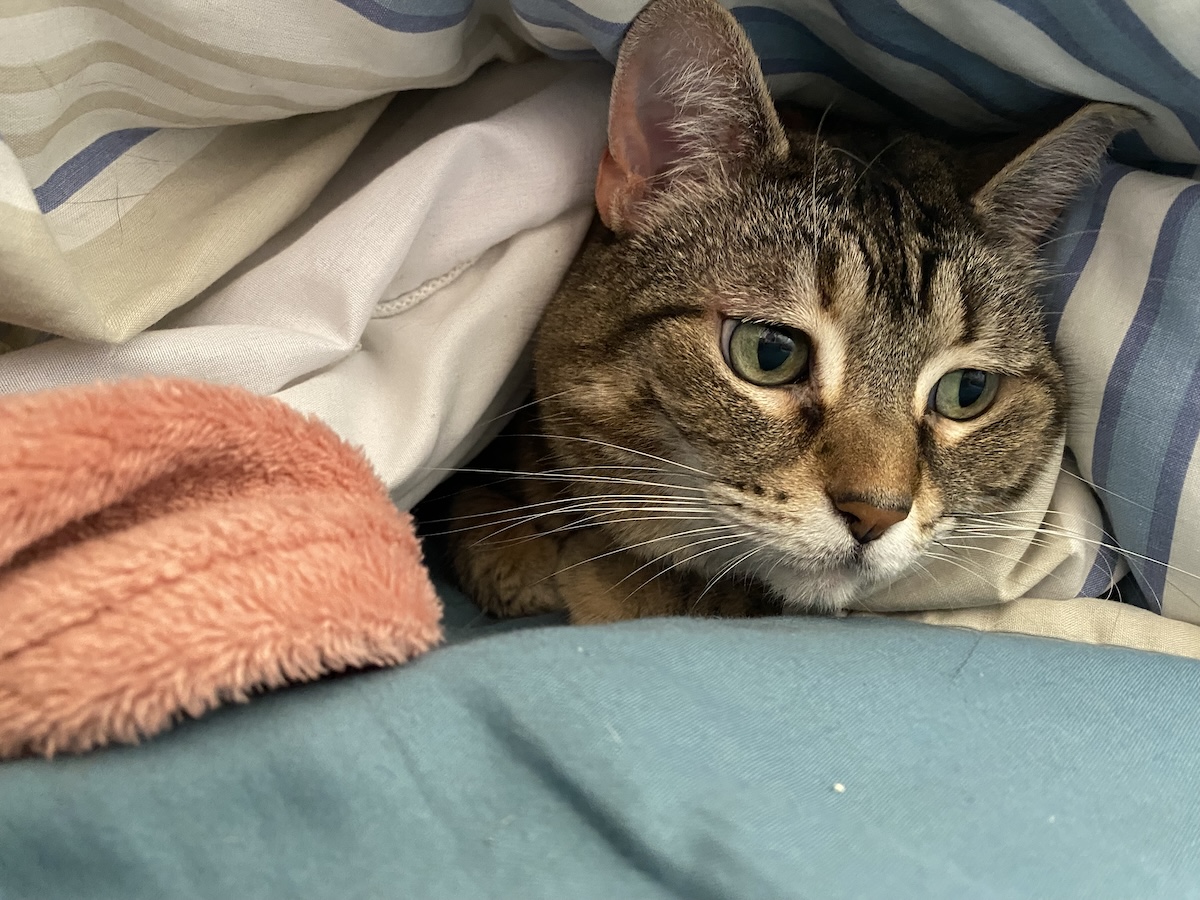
xmin=705 ymin=503 xmax=932 ymax=610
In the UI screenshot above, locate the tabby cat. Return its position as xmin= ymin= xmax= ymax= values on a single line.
xmin=445 ymin=0 xmax=1140 ymax=624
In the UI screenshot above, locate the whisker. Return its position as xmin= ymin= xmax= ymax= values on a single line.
xmin=423 ymin=465 xmax=709 ymax=493
xmin=474 ymin=388 xmax=573 ymax=428
xmin=530 ymin=523 xmax=739 ymax=587
xmin=422 ymin=491 xmax=708 ymax=526
xmin=934 ymin=539 xmax=1079 ymax=592
xmin=469 ymin=501 xmax=714 ymax=544
xmin=517 ymin=432 xmax=718 ymax=479
xmin=1056 ymin=466 xmax=1158 ymax=515
xmin=619 ymin=534 xmax=751 ymax=600
xmin=691 ymin=546 xmax=760 ymax=613
xmin=419 ymin=494 xmax=711 ymax=535
xmin=847 ymin=135 xmax=906 ymax=192
xmin=942 ymin=527 xmax=1200 ymax=586
xmin=483 ymin=513 xmax=720 ymax=548
xmin=811 ymin=100 xmax=835 ymax=246
xmin=921 ymin=548 xmax=997 ymax=591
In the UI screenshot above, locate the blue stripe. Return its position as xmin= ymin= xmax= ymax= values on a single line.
xmin=998 ymin=0 xmax=1200 ymax=151
xmin=511 ymin=0 xmax=626 ymax=59
xmin=1064 ymin=445 xmax=1131 ymax=602
xmin=1091 ymin=184 xmax=1200 ymax=603
xmin=823 ymin=0 xmax=1066 ymax=123
xmin=1146 ymin=361 xmax=1200 ymax=602
xmin=1041 ymin=163 xmax=1128 ymax=344
xmin=33 ymin=127 xmax=157 ymax=213
xmin=1080 ymin=545 xmax=1120 ymax=599
xmin=1079 ymin=523 xmax=1132 ymax=603
xmin=1090 ymin=186 xmax=1200 ymax=487
xmin=331 ymin=0 xmax=468 ymax=32
xmin=1111 ymin=131 xmax=1200 ymax=179
xmin=527 ymin=45 xmax=605 ymax=62
xmin=1113 ymin=572 xmax=1151 ymax=610
xmin=734 ymin=7 xmax=968 ymax=134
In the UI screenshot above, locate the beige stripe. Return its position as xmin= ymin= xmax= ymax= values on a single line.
xmin=0 ymin=142 xmax=38 ymax=212
xmin=1058 ymin=171 xmax=1190 ymax=477
xmin=0 ymin=43 xmax=324 ymax=112
xmin=0 ymin=96 xmax=387 ymax=342
xmin=46 ymin=126 xmax=220 ymax=253
xmin=6 ymin=88 xmax=347 ymax=159
xmin=898 ymin=0 xmax=1200 ymax=161
xmin=0 ymin=203 xmax=98 ymax=335
xmin=64 ymin=95 xmax=390 ymax=342
xmin=2 ymin=1 xmax=465 ymax=90
xmin=891 ymin=598 xmax=1200 ymax=662
xmin=1164 ymin=438 xmax=1200 ymax=625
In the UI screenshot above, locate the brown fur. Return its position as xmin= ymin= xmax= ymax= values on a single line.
xmin=446 ymin=0 xmax=1142 ymax=624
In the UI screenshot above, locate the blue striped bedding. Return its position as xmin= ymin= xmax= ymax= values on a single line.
xmin=1 ymin=0 xmax=1198 ymax=620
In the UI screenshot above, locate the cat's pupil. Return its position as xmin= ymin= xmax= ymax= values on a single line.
xmin=958 ymin=369 xmax=988 ymax=406
xmin=757 ymin=330 xmax=795 ymax=372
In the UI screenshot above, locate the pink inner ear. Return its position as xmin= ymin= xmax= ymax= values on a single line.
xmin=597 ymin=63 xmax=685 ymax=231
xmin=596 ymin=146 xmax=644 ymax=230
xmin=595 ymin=0 xmax=784 ymax=233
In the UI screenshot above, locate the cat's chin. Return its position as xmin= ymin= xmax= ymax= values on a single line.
xmin=761 ymin=565 xmax=871 ymax=614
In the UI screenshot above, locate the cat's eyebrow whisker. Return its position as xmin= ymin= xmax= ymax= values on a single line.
xmin=512 ymin=432 xmax=718 ymax=479
xmin=846 ymin=135 xmax=907 ymax=193
xmin=809 ymin=100 xmax=835 ymax=245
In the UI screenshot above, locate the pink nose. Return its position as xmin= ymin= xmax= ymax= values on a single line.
xmin=833 ymin=498 xmax=909 ymax=544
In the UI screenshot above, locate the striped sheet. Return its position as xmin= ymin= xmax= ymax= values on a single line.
xmin=0 ymin=0 xmax=1198 ymax=621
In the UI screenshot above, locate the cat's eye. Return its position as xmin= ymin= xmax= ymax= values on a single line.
xmin=721 ymin=320 xmax=811 ymax=387
xmin=930 ymin=369 xmax=1000 ymax=420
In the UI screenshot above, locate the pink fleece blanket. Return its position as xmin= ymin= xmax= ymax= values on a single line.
xmin=0 ymin=379 xmax=441 ymax=758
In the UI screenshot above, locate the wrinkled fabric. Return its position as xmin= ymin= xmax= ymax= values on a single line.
xmin=3 ymin=582 xmax=1200 ymax=899
xmin=1 ymin=1 xmax=1199 ymax=629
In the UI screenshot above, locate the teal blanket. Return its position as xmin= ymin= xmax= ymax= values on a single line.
xmin=2 ymin=580 xmax=1198 ymax=899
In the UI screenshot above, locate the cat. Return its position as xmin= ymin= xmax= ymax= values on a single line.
xmin=443 ymin=0 xmax=1141 ymax=625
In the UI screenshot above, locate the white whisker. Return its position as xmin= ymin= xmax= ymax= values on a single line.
xmin=532 ymin=524 xmax=739 ymax=587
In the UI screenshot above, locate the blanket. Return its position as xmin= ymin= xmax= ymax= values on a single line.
xmin=0 ymin=378 xmax=441 ymax=757
xmin=1 ymin=3 xmax=1199 ymax=649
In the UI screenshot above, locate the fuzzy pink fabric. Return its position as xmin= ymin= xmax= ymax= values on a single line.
xmin=0 ymin=378 xmax=442 ymax=758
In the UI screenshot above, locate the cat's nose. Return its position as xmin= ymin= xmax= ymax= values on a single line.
xmin=832 ymin=497 xmax=910 ymax=544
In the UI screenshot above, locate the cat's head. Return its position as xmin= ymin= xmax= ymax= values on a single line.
xmin=532 ymin=0 xmax=1141 ymax=610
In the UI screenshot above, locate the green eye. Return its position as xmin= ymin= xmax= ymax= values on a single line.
xmin=930 ymin=369 xmax=1000 ymax=420
xmin=722 ymin=320 xmax=811 ymax=387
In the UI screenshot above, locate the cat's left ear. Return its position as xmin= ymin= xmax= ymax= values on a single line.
xmin=596 ymin=0 xmax=790 ymax=234
xmin=971 ymin=102 xmax=1145 ymax=246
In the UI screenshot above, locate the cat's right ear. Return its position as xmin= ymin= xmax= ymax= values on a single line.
xmin=596 ymin=0 xmax=789 ymax=234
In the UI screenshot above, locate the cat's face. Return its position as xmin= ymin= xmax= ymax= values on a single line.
xmin=531 ymin=0 xmax=1137 ymax=611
